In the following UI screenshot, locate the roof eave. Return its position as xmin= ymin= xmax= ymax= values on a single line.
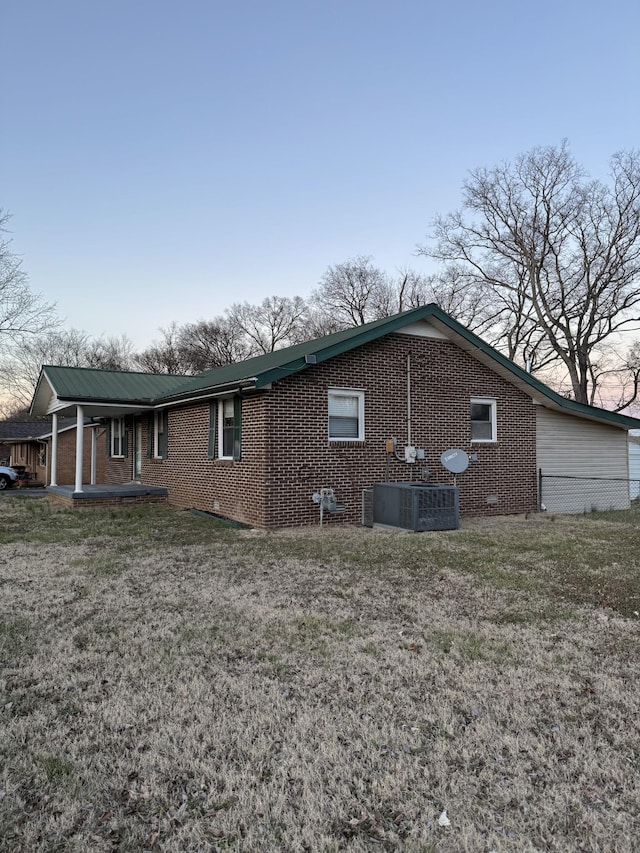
xmin=255 ymin=312 xmax=438 ymax=385
xmin=158 ymin=378 xmax=261 ymax=405
xmin=425 ymin=308 xmax=640 ymax=430
xmin=54 ymin=395 xmax=155 ymax=407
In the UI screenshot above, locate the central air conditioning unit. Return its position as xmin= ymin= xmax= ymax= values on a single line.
xmin=371 ymin=482 xmax=459 ymax=531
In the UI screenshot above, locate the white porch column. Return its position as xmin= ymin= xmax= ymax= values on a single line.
xmin=90 ymin=427 xmax=97 ymax=485
xmin=50 ymin=412 xmax=58 ymax=487
xmin=74 ymin=405 xmax=84 ymax=493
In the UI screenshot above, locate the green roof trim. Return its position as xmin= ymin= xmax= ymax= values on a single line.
xmin=158 ymin=310 xmax=410 ymax=400
xmin=31 ymin=305 xmax=640 ymax=431
xmin=156 ymin=303 xmax=640 ymax=429
xmin=425 ymin=306 xmax=640 ymax=430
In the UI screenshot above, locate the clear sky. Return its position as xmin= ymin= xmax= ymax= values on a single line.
xmin=2 ymin=0 xmax=639 ymax=349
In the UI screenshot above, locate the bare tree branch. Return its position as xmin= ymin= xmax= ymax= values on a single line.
xmin=0 ymin=209 xmax=59 ymax=354
xmin=419 ymin=142 xmax=640 ymax=407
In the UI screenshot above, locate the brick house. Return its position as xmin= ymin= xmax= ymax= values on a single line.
xmin=30 ymin=304 xmax=640 ymax=525
xmin=0 ymin=419 xmax=104 ymax=484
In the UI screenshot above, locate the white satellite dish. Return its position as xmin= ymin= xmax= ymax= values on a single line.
xmin=440 ymin=448 xmax=469 ymax=475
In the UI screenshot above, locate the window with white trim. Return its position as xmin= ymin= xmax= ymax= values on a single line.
xmin=470 ymin=398 xmax=497 ymax=442
xmin=328 ymin=389 xmax=364 ymax=441
xmin=154 ymin=411 xmax=168 ymax=458
xmin=217 ymin=397 xmax=242 ymax=460
xmin=110 ymin=417 xmax=125 ymax=457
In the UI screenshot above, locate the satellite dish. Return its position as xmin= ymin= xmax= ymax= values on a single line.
xmin=440 ymin=448 xmax=469 ymax=474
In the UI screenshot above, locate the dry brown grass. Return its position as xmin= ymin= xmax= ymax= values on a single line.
xmin=1 ymin=500 xmax=639 ymax=851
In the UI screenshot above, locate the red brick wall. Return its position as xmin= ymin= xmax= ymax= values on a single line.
xmin=260 ymin=334 xmax=538 ymax=527
xmin=132 ymin=400 xmax=268 ymax=527
xmin=104 ymin=442 xmax=133 ymax=483
xmin=46 ymin=428 xmax=106 ymax=485
xmin=129 ymin=332 xmax=537 ymax=527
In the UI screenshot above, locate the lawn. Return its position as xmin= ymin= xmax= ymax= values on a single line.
xmin=1 ymin=499 xmax=639 ymax=851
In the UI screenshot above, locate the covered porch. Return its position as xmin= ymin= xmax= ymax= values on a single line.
xmin=30 ymin=365 xmax=182 ymax=504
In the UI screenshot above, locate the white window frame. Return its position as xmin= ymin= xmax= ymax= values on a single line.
xmin=470 ymin=397 xmax=497 ymax=443
xmin=217 ymin=398 xmax=236 ymax=459
xmin=328 ymin=388 xmax=365 ymax=442
xmin=154 ymin=411 xmax=165 ymax=458
xmin=111 ymin=417 xmax=125 ymax=458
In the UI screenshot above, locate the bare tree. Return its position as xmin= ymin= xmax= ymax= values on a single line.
xmin=0 ymin=210 xmax=58 ymax=352
xmin=420 ymin=142 xmax=640 ymax=408
xmin=0 ymin=329 xmax=91 ymax=409
xmin=134 ymin=323 xmax=189 ymax=374
xmin=134 ymin=301 xmax=308 ymax=376
xmin=312 ymin=256 xmax=390 ymax=326
xmin=311 ymin=258 xmax=438 ymax=327
xmin=173 ymin=318 xmax=252 ymax=372
xmin=300 ymin=307 xmax=350 ymax=339
xmin=393 ymin=269 xmax=432 ymax=312
xmin=585 ymin=337 xmax=640 ymax=413
xmin=225 ymin=295 xmax=308 ymax=354
xmin=85 ymin=334 xmax=136 ymax=371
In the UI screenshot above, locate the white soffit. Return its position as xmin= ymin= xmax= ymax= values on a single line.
xmin=423 ymin=316 xmax=546 ymax=401
xmin=398 ymin=320 xmax=449 ymax=340
xmin=32 ymin=377 xmax=57 ymax=416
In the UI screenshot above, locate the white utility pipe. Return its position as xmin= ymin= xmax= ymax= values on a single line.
xmin=407 ymin=352 xmax=412 ymax=446
xmin=50 ymin=412 xmax=58 ymax=486
xmin=74 ymin=405 xmax=84 ymax=493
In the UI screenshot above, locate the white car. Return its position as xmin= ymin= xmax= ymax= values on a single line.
xmin=0 ymin=466 xmax=19 ymax=490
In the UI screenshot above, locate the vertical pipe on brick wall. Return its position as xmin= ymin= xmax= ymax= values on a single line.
xmin=74 ymin=406 xmax=84 ymax=493
xmin=407 ymin=352 xmax=412 ymax=446
xmin=50 ymin=412 xmax=58 ymax=487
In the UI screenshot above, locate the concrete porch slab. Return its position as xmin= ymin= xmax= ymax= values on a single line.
xmin=48 ymin=482 xmax=168 ymax=508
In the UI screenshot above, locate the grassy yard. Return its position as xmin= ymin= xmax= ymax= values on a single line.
xmin=1 ymin=499 xmax=639 ymax=852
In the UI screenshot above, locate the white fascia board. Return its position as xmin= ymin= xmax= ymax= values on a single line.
xmin=157 ymin=380 xmax=263 ymax=409
xmin=46 ymin=400 xmax=155 ymax=417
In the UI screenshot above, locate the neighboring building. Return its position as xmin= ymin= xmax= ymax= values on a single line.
xmin=29 ymin=304 xmax=640 ymax=526
xmin=0 ymin=420 xmax=63 ymax=481
xmin=0 ymin=419 xmax=105 ymax=484
xmin=0 ymin=421 xmax=51 ymax=476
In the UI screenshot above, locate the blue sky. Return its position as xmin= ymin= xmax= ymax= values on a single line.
xmin=2 ymin=0 xmax=639 ymax=349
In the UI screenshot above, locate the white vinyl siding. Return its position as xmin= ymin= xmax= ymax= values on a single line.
xmin=629 ymin=441 xmax=640 ymax=499
xmin=536 ymin=407 xmax=630 ymax=512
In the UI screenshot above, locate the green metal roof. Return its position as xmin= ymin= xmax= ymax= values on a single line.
xmin=157 ymin=308 xmax=440 ymax=400
xmin=41 ymin=365 xmax=188 ymax=403
xmin=156 ymin=303 xmax=640 ymax=429
xmin=30 ymin=305 xmax=640 ymax=431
